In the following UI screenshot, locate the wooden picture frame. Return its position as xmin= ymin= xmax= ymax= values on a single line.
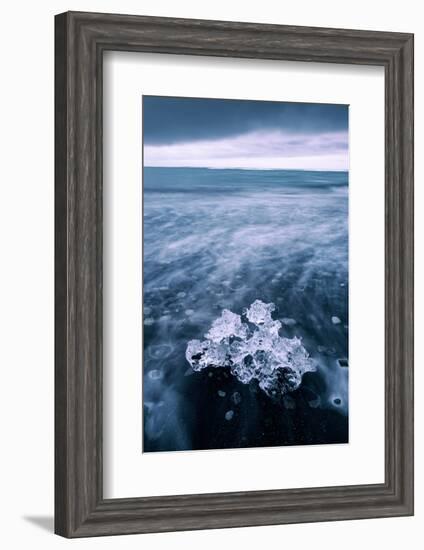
xmin=55 ymin=11 xmax=414 ymax=538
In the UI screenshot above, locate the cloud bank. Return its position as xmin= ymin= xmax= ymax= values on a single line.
xmin=144 ymin=129 xmax=349 ymax=171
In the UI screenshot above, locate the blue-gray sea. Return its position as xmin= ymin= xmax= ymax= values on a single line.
xmin=143 ymin=167 xmax=348 ymax=452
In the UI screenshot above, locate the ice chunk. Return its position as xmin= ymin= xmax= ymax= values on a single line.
xmin=205 ymin=309 xmax=247 ymax=343
xmin=231 ymin=391 xmax=242 ymax=405
xmin=244 ymin=299 xmax=275 ymax=325
xmin=331 ymin=316 xmax=341 ymax=325
xmin=217 ymin=390 xmax=226 ymax=397
xmin=185 ymin=339 xmax=229 ymax=372
xmin=186 ymin=300 xmax=315 ymax=398
xmin=225 ymin=410 xmax=234 ymax=421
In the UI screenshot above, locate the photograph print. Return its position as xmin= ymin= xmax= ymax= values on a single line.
xmin=142 ymin=96 xmax=349 ymax=453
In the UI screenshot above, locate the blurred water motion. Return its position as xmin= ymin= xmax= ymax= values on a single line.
xmin=143 ymin=168 xmax=348 ymax=452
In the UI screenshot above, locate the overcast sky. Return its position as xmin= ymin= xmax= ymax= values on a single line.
xmin=143 ymin=96 xmax=349 ymax=171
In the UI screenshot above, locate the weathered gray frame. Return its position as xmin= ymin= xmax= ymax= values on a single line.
xmin=55 ymin=11 xmax=414 ymax=538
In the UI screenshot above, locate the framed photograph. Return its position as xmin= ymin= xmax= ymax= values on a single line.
xmin=55 ymin=11 xmax=414 ymax=537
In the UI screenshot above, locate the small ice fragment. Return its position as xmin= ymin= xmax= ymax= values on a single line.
xmin=217 ymin=390 xmax=226 ymax=397
xmin=184 ymin=368 xmax=194 ymax=377
xmin=225 ymin=410 xmax=234 ymax=421
xmin=331 ymin=316 xmax=342 ymax=325
xmin=148 ymin=369 xmax=162 ymax=380
xmin=244 ymin=300 xmax=275 ymax=325
xmin=283 ymin=395 xmax=296 ymax=409
xmin=149 ymin=344 xmax=173 ymax=359
xmin=177 ymin=291 xmax=186 ymax=299
xmin=281 ymin=318 xmax=297 ymax=326
xmin=308 ymin=397 xmax=321 ymax=408
xmin=144 ymin=317 xmax=155 ymax=326
xmin=317 ymin=345 xmax=336 ymax=356
xmin=185 ymin=309 xmax=195 ymax=316
xmin=205 ymin=309 xmax=247 ymax=343
xmin=231 ymin=391 xmax=242 ymax=405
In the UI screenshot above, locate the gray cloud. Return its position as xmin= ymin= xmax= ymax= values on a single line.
xmin=143 ymin=96 xmax=349 ymax=146
xmin=144 ymin=129 xmax=349 ymax=171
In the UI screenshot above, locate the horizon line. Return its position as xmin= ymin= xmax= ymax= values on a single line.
xmin=143 ymin=165 xmax=349 ymax=173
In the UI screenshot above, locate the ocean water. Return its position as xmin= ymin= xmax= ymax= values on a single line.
xmin=143 ymin=167 xmax=349 ymax=452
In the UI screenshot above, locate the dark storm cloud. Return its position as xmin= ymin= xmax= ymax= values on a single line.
xmin=143 ymin=96 xmax=348 ymax=145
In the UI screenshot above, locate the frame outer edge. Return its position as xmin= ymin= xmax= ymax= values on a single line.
xmin=399 ymin=34 xmax=414 ymax=514
xmin=385 ymin=34 xmax=414 ymax=514
xmin=54 ymin=11 xmax=414 ymax=538
xmin=54 ymin=12 xmax=71 ymax=537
